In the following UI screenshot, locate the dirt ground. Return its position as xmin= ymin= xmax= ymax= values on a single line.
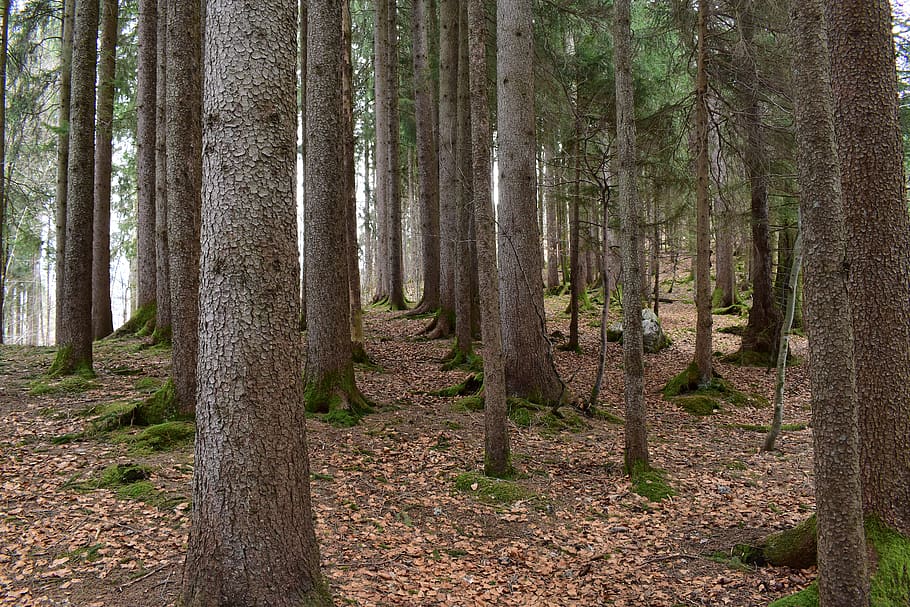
xmin=0 ymin=292 xmax=818 ymax=606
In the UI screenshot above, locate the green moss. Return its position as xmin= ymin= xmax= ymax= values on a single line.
xmin=431 ymin=373 xmax=483 ymax=397
xmin=717 ymin=324 xmax=746 ymax=336
xmin=736 ymin=515 xmax=817 ymax=569
xmin=46 ymin=346 xmax=95 ymax=379
xmin=663 ymin=362 xmax=702 ymax=398
xmin=151 ymin=323 xmax=172 ymax=344
xmin=769 ymin=584 xmax=818 ymax=607
xmin=85 ymin=401 xmax=140 ymax=433
xmin=732 ymin=422 xmax=807 ymax=433
xmin=539 ymin=410 xmax=587 ymax=434
xmin=134 ymin=379 xmax=178 ymax=425
xmin=453 ymin=395 xmax=485 ymax=412
xmin=441 ymin=341 xmax=482 ymax=372
xmin=97 ymin=463 xmax=152 ymax=487
xmin=112 ymin=302 xmax=157 ymax=338
xmin=591 ymin=409 xmax=625 ymax=424
xmin=508 ymin=406 xmax=533 ymax=427
xmin=51 ymin=432 xmax=85 ymax=445
xmin=130 ymin=421 xmax=195 ymax=453
xmin=134 ymin=377 xmax=163 ymax=394
xmin=629 ymin=462 xmax=675 ymax=502
xmin=28 ymin=374 xmax=99 ymax=396
xmin=304 ymin=369 xmax=372 ymax=417
xmin=318 ymin=408 xmax=360 ymax=428
xmin=454 ymin=472 xmax=534 ymax=505
xmin=674 ymin=394 xmax=722 ymax=416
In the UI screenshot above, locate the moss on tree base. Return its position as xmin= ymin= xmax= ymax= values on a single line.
xmin=663 ymin=361 xmax=768 ymax=416
xmin=629 ymin=462 xmax=675 ymax=502
xmin=47 ymin=346 xmax=95 ymax=378
xmin=112 ymin=302 xmax=157 ymax=339
xmin=304 ymin=370 xmax=373 ymax=426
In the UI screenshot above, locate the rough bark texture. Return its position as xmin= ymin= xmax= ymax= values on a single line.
xmin=453 ymin=0 xmax=473 ymax=355
xmin=372 ymin=0 xmax=388 ymax=303
xmin=136 ymin=0 xmax=157 ymax=310
xmin=305 ymin=0 xmax=363 ymax=414
xmin=166 ymin=0 xmax=202 ymax=416
xmin=496 ymin=0 xmax=564 ymax=404
xmin=411 ymin=0 xmax=440 ymax=313
xmin=709 ymin=96 xmax=734 ymax=309
xmin=0 ymin=0 xmax=8 ymax=344
xmin=791 ymin=0 xmax=870 ymax=602
xmin=298 ymin=0 xmax=307 ymax=330
xmin=180 ymin=0 xmax=330 ymax=602
xmin=154 ymin=0 xmax=170 ymax=334
xmin=56 ymin=0 xmax=99 ymax=373
xmin=826 ymin=0 xmax=910 ymax=536
xmin=735 ymin=0 xmax=780 ymax=357
xmin=54 ymin=0 xmax=74 ymax=342
xmin=92 ymin=0 xmax=118 ymax=340
xmin=544 ymin=143 xmax=560 ymax=290
xmin=613 ymin=0 xmax=649 ymax=471
xmin=384 ymin=0 xmax=405 ymax=310
xmin=694 ymin=0 xmax=712 ymax=385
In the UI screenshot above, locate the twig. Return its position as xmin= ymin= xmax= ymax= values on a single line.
xmin=117 ymin=563 xmax=170 ymax=591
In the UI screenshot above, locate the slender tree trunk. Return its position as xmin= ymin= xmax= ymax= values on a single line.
xmin=827 ymin=0 xmax=910 ymax=536
xmin=154 ymin=0 xmax=170 ymax=336
xmin=0 ymin=0 xmax=9 ymax=344
xmin=372 ymin=0 xmax=388 ymax=302
xmin=305 ymin=0 xmax=367 ymax=415
xmin=453 ymin=0 xmax=473 ymax=356
xmin=694 ymin=0 xmax=712 ymax=384
xmin=568 ymin=127 xmax=581 ymax=350
xmin=544 ymin=143 xmax=560 ymax=290
xmin=791 ymin=1 xmax=870 ymax=602
xmin=736 ymin=0 xmax=780 ymax=358
xmin=411 ymin=0 xmax=440 ymax=314
xmin=468 ymin=0 xmax=508 ymax=477
xmin=709 ymin=96 xmax=734 ymax=308
xmin=56 ymin=0 xmax=99 ymax=374
xmin=92 ymin=0 xmax=119 ymax=340
xmin=54 ymin=0 xmax=74 ymax=342
xmin=136 ymin=0 xmax=157 ymax=312
xmin=343 ymin=0 xmax=367 ymax=363
xmin=181 ymin=0 xmax=331 ymax=600
xmin=166 ymin=0 xmax=202 ymax=415
xmin=384 ymin=0 xmax=406 ymax=310
xmin=614 ymin=0 xmax=649 ymax=471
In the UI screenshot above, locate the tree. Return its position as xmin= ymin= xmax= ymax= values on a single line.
xmin=180 ymin=0 xmax=331 ymax=601
xmin=166 ymin=0 xmax=202 ymax=415
xmin=53 ymin=0 xmax=99 ymax=374
xmin=497 ymin=0 xmax=565 ymax=404
xmin=54 ymin=0 xmax=73 ymax=342
xmin=693 ymin=0 xmax=712 ymax=385
xmin=154 ymin=0 xmax=170 ymax=336
xmin=453 ymin=0 xmax=473 ymax=358
xmin=305 ymin=0 xmax=368 ymax=415
xmin=613 ymin=0 xmax=648 ymax=471
xmin=827 ymin=0 xmax=910 ymax=536
xmin=0 ymin=0 xmax=9 ymax=343
xmin=92 ymin=0 xmax=119 ymax=340
xmin=790 ymin=0 xmax=869 ymax=602
xmin=136 ymin=0 xmax=157 ymax=312
xmin=409 ymin=0 xmax=440 ymax=315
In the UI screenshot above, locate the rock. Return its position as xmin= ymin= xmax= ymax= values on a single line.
xmin=604 ymin=309 xmax=670 ymax=353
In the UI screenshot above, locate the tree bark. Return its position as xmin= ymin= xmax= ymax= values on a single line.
xmin=136 ymin=0 xmax=157 ymax=311
xmin=54 ymin=0 xmax=74 ymax=343
xmin=544 ymin=143 xmax=560 ymax=290
xmin=384 ymin=0 xmax=405 ymax=310
xmin=181 ymin=0 xmax=330 ymax=601
xmin=411 ymin=0 xmax=440 ymax=314
xmin=709 ymin=95 xmax=734 ymax=308
xmin=496 ymin=0 xmax=565 ymax=404
xmin=154 ymin=0 xmax=170 ymax=335
xmin=694 ymin=0 xmax=712 ymax=385
xmin=0 ymin=0 xmax=9 ymax=344
xmin=826 ymin=0 xmax=910 ymax=536
xmin=305 ymin=0 xmax=367 ymax=415
xmin=92 ymin=0 xmax=119 ymax=340
xmin=298 ymin=0 xmax=307 ymax=330
xmin=56 ymin=0 xmax=99 ymax=374
xmin=614 ymin=0 xmax=649 ymax=471
xmin=166 ymin=0 xmax=202 ymax=416
xmin=453 ymin=0 xmax=473 ymax=356
xmin=790 ymin=0 xmax=870 ymax=602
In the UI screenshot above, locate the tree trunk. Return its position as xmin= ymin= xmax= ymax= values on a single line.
xmin=181 ymin=0 xmax=330 ymax=600
xmin=154 ymin=0 xmax=170 ymax=336
xmin=166 ymin=0 xmax=202 ymax=416
xmin=298 ymin=0 xmax=307 ymax=330
xmin=694 ymin=0 xmax=712 ymax=385
xmin=568 ymin=126 xmax=581 ymax=350
xmin=614 ymin=0 xmax=649 ymax=471
xmin=0 ymin=0 xmax=8 ymax=344
xmin=343 ymin=0 xmax=367 ymax=363
xmin=791 ymin=0 xmax=870 ymax=602
xmin=827 ymin=0 xmax=910 ymax=536
xmin=92 ymin=0 xmax=119 ymax=340
xmin=136 ymin=0 xmax=157 ymax=311
xmin=411 ymin=0 xmax=440 ymax=314
xmin=453 ymin=0 xmax=473 ymax=356
xmin=544 ymin=143 xmax=560 ymax=290
xmin=428 ymin=0 xmax=458 ymax=338
xmin=735 ymin=0 xmax=780 ymax=358
xmin=709 ymin=95 xmax=734 ymax=308
xmin=54 ymin=0 xmax=74 ymax=343
xmin=384 ymin=0 xmax=406 ymax=310
xmin=305 ymin=0 xmax=367 ymax=415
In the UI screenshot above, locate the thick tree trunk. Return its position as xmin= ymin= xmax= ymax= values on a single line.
xmin=411 ymin=0 xmax=440 ymax=313
xmin=614 ymin=0 xmax=649 ymax=471
xmin=181 ymin=0 xmax=330 ymax=600
xmin=166 ymin=0 xmax=202 ymax=416
xmin=735 ymin=0 xmax=780 ymax=358
xmin=54 ymin=0 xmax=74 ymax=343
xmin=55 ymin=0 xmax=99 ymax=374
xmin=92 ymin=0 xmax=118 ymax=340
xmin=453 ymin=0 xmax=473 ymax=356
xmin=694 ymin=0 xmax=712 ymax=385
xmin=429 ymin=0 xmax=458 ymax=338
xmin=136 ymin=0 xmax=157 ymax=311
xmin=791 ymin=0 xmax=870 ymax=602
xmin=496 ymin=0 xmax=566 ymax=404
xmin=299 ymin=0 xmax=307 ymax=330
xmin=826 ymin=0 xmax=910 ymax=536
xmin=154 ymin=0 xmax=170 ymax=336
xmin=305 ymin=0 xmax=367 ymax=415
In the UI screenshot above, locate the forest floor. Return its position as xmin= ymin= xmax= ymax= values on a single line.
xmin=0 ymin=285 xmax=819 ymax=606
